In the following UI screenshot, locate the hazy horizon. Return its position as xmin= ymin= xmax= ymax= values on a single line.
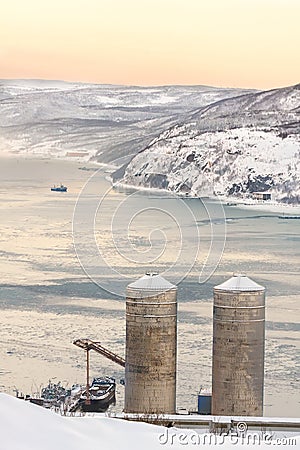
xmin=1 ymin=77 xmax=298 ymax=91
xmin=1 ymin=0 xmax=299 ymax=90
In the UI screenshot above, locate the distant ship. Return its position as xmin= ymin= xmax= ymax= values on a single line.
xmin=51 ymin=184 xmax=67 ymax=192
xmin=278 ymin=215 xmax=300 ymax=219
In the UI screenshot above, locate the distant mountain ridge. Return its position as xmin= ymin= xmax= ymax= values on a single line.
xmin=1 ymin=79 xmax=299 ymax=203
xmin=114 ymin=84 xmax=300 ymax=203
xmin=0 ymin=79 xmax=252 ymax=165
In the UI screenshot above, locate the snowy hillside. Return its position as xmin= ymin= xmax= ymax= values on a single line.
xmin=115 ymin=84 xmax=300 ymax=203
xmin=0 ymin=79 xmax=253 ymax=164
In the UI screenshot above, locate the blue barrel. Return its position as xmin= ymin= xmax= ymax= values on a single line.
xmin=197 ymin=393 xmax=212 ymax=415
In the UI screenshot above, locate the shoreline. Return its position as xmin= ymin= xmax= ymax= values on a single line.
xmin=2 ymin=153 xmax=299 ymax=215
xmin=111 ymin=178 xmax=300 ymax=215
xmin=219 ymin=197 xmax=300 ymax=215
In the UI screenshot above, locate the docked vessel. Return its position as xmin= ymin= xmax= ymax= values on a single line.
xmin=20 ymin=381 xmax=70 ymax=408
xmin=51 ymin=184 xmax=67 ymax=192
xmin=72 ymin=377 xmax=116 ymax=413
xmin=18 ymin=377 xmax=116 ymax=413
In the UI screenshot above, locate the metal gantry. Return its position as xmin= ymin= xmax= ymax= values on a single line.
xmin=73 ymin=339 xmax=125 ymax=367
xmin=73 ymin=339 xmax=125 ymax=406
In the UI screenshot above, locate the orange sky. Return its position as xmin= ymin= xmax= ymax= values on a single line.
xmin=0 ymin=0 xmax=299 ymax=88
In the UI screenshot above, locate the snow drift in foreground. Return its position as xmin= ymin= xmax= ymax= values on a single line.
xmin=0 ymin=393 xmax=164 ymax=450
xmin=0 ymin=394 xmax=299 ymax=450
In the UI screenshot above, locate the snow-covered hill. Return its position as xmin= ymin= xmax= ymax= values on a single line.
xmin=2 ymin=80 xmax=298 ymax=203
xmin=0 ymin=79 xmax=253 ymax=164
xmin=115 ymin=84 xmax=300 ymax=203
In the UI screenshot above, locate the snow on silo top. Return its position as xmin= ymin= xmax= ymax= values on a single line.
xmin=214 ymin=274 xmax=265 ymax=292
xmin=127 ymin=272 xmax=176 ymax=291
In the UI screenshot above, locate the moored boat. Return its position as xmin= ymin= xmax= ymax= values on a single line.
xmin=71 ymin=377 xmax=116 ymax=413
xmin=16 ymin=377 xmax=116 ymax=413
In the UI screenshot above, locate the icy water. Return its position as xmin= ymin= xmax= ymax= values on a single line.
xmin=0 ymin=157 xmax=299 ymax=416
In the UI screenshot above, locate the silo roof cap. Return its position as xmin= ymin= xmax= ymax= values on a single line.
xmin=127 ymin=272 xmax=176 ymax=291
xmin=214 ymin=274 xmax=265 ymax=292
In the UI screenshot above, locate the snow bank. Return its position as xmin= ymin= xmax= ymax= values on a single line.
xmin=0 ymin=394 xmax=165 ymax=450
xmin=0 ymin=394 xmax=299 ymax=450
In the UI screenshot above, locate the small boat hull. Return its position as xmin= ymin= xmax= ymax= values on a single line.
xmin=278 ymin=215 xmax=300 ymax=219
xmin=80 ymin=389 xmax=116 ymax=413
xmin=51 ymin=185 xmax=67 ymax=192
xmin=72 ymin=377 xmax=116 ymax=413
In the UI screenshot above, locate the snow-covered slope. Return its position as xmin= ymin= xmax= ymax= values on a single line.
xmin=0 ymin=394 xmax=299 ymax=450
xmin=0 ymin=79 xmax=253 ymax=164
xmin=115 ymin=84 xmax=300 ymax=203
xmin=0 ymin=393 xmax=166 ymax=450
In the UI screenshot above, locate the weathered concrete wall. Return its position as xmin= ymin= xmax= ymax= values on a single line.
xmin=212 ymin=290 xmax=265 ymax=416
xmin=125 ymin=288 xmax=177 ymax=414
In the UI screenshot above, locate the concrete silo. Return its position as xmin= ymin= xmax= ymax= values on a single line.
xmin=212 ymin=274 xmax=265 ymax=416
xmin=125 ymin=272 xmax=177 ymax=414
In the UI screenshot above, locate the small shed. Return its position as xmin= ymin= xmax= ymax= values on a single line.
xmin=252 ymin=192 xmax=272 ymax=201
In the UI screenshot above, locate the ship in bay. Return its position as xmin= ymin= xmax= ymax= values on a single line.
xmin=51 ymin=184 xmax=67 ymax=192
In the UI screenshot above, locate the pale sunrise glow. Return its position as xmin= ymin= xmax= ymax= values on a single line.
xmin=0 ymin=0 xmax=299 ymax=88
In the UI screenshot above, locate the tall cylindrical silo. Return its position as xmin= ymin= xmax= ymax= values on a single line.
xmin=212 ymin=274 xmax=265 ymax=416
xmin=125 ymin=272 xmax=177 ymax=414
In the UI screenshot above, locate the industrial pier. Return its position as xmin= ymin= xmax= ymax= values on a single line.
xmin=74 ymin=272 xmax=269 ymax=419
